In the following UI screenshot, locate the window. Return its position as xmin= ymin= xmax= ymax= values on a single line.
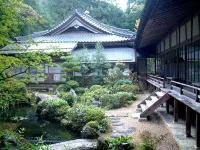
xmin=171 ymin=31 xmax=177 ymax=47
xmin=186 ymin=21 xmax=191 ymax=39
xmin=165 ymin=36 xmax=170 ymax=50
xmin=180 ymin=25 xmax=186 ymax=43
xmin=193 ymin=15 xmax=199 ymax=37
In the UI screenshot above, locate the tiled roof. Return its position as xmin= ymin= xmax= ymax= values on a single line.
xmin=32 ymin=33 xmax=132 ymax=43
xmin=15 ymin=9 xmax=136 ymax=43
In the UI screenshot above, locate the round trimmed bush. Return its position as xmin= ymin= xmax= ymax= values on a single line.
xmin=61 ymin=92 xmax=74 ymax=106
xmin=86 ymin=121 xmax=99 ymax=129
xmin=90 ymin=85 xmax=103 ymax=91
xmin=66 ymin=80 xmax=79 ymax=89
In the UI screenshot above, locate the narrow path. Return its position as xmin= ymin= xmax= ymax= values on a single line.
xmin=106 ymin=112 xmax=135 ymax=138
xmin=106 ymin=92 xmax=181 ymax=150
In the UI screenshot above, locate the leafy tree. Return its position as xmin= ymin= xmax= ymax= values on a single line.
xmin=76 ymin=46 xmax=91 ymax=76
xmin=23 ymin=0 xmax=142 ymax=31
xmin=91 ymin=43 xmax=111 ymax=76
xmin=0 ymin=0 xmax=49 ymax=46
xmin=61 ymin=55 xmax=80 ymax=80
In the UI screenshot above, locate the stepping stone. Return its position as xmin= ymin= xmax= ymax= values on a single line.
xmin=111 ymin=120 xmax=120 ymax=123
xmin=115 ymin=113 xmax=128 ymax=117
xmin=106 ymin=113 xmax=115 ymax=117
xmin=110 ymin=133 xmax=131 ymax=138
xmin=109 ymin=117 xmax=120 ymax=121
xmin=112 ymin=122 xmax=124 ymax=126
xmin=113 ymin=127 xmax=135 ymax=133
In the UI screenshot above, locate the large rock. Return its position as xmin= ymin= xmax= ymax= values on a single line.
xmin=46 ymin=139 xmax=97 ymax=150
xmin=81 ymin=126 xmax=99 ymax=139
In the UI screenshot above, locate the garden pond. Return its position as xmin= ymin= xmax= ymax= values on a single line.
xmin=0 ymin=104 xmax=80 ymax=143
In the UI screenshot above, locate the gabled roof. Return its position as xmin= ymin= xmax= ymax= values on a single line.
xmin=16 ymin=9 xmax=135 ymax=43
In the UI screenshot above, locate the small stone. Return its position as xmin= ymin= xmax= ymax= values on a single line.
xmin=81 ymin=126 xmax=99 ymax=139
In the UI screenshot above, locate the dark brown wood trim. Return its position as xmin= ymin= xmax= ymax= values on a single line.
xmin=196 ymin=112 xmax=200 ymax=148
xmin=174 ymin=98 xmax=179 ymax=122
xmin=186 ymin=106 xmax=192 ymax=137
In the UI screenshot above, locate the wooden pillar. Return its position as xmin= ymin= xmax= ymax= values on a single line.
xmin=196 ymin=112 xmax=200 ymax=149
xmin=166 ymin=100 xmax=170 ymax=114
xmin=186 ymin=106 xmax=192 ymax=137
xmin=174 ymin=99 xmax=178 ymax=123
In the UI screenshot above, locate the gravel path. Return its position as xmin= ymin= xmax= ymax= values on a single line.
xmin=106 ymin=92 xmax=181 ymax=150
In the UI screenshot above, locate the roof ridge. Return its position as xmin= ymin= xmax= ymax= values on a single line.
xmin=15 ymin=9 xmax=135 ymax=41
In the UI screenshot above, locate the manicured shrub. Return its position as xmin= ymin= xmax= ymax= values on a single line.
xmin=66 ymin=80 xmax=79 ymax=89
xmin=115 ymin=79 xmax=132 ymax=85
xmin=119 ymin=84 xmax=140 ymax=94
xmin=98 ymin=118 xmax=110 ymax=133
xmin=61 ymin=92 xmax=74 ymax=106
xmin=37 ymin=99 xmax=69 ymax=121
xmin=90 ymin=85 xmax=103 ymax=91
xmin=116 ymin=92 xmax=136 ymax=106
xmin=75 ymin=87 xmax=86 ymax=95
xmin=101 ymin=94 xmax=121 ymax=109
xmin=86 ymin=121 xmax=99 ymax=129
xmin=79 ymin=90 xmax=94 ymax=104
xmin=100 ymin=92 xmax=136 ymax=109
xmin=64 ymin=104 xmax=107 ymax=131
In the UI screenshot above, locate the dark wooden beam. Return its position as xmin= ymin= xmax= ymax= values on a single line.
xmin=186 ymin=106 xmax=192 ymax=137
xmin=196 ymin=112 xmax=200 ymax=149
xmin=166 ymin=100 xmax=170 ymax=114
xmin=174 ymin=99 xmax=178 ymax=122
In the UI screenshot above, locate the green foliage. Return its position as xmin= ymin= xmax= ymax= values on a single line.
xmin=66 ymin=80 xmax=79 ymax=89
xmin=0 ymin=130 xmax=49 ymax=150
xmin=107 ymin=136 xmax=134 ymax=150
xmin=63 ymin=104 xmax=108 ymax=132
xmin=91 ymin=43 xmax=111 ymax=76
xmin=80 ymin=86 xmax=110 ymax=104
xmin=79 ymin=89 xmax=94 ymax=105
xmin=61 ymin=55 xmax=80 ymax=80
xmin=0 ymin=0 xmax=49 ymax=46
xmin=101 ymin=94 xmax=121 ymax=109
xmin=136 ymin=131 xmax=156 ymax=150
xmin=37 ymin=99 xmax=69 ymax=121
xmin=115 ymin=79 xmax=132 ymax=85
xmin=118 ymin=84 xmax=140 ymax=94
xmin=75 ymin=87 xmax=86 ymax=95
xmin=90 ymin=85 xmax=103 ymax=91
xmin=104 ymin=62 xmax=126 ymax=86
xmin=0 ymin=79 xmax=29 ymax=109
xmin=61 ymin=92 xmax=74 ymax=106
xmin=100 ymin=92 xmax=136 ymax=109
xmin=86 ymin=121 xmax=99 ymax=130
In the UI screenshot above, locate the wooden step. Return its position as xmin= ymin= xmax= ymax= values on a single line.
xmin=155 ymin=91 xmax=165 ymax=98
xmin=140 ymin=104 xmax=148 ymax=112
xmin=145 ymin=100 xmax=153 ymax=107
xmin=150 ymin=96 xmax=158 ymax=103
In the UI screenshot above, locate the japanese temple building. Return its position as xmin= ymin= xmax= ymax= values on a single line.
xmin=135 ymin=0 xmax=200 ymax=149
xmin=2 ymin=9 xmax=136 ymax=83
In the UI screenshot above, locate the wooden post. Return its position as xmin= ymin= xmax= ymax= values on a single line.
xmin=196 ymin=90 xmax=199 ymax=102
xmin=196 ymin=112 xmax=200 ymax=149
xmin=186 ymin=106 xmax=192 ymax=137
xmin=174 ymin=99 xmax=178 ymax=123
xmin=166 ymin=100 xmax=170 ymax=114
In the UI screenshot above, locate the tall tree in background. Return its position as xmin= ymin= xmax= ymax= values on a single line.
xmin=0 ymin=0 xmax=49 ymax=46
xmin=23 ymin=0 xmax=145 ymax=31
